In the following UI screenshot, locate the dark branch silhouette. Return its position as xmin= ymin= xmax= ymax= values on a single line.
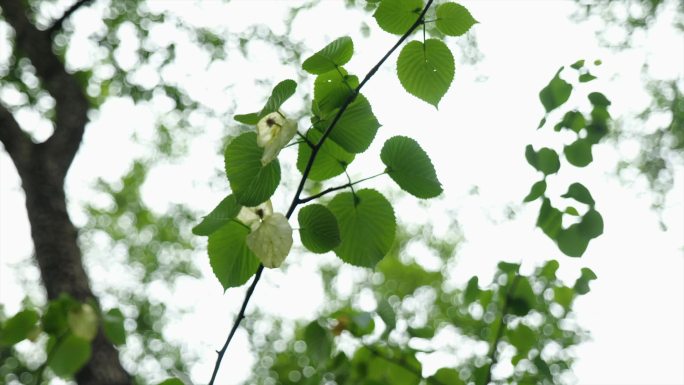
xmin=47 ymin=0 xmax=95 ymax=36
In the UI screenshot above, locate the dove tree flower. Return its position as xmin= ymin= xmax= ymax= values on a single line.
xmin=237 ymin=200 xmax=293 ymax=268
xmin=256 ymin=111 xmax=297 ymax=166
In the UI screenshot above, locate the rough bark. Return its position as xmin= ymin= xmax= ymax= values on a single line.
xmin=0 ymin=2 xmax=132 ymax=384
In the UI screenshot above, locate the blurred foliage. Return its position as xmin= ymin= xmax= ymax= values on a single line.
xmin=244 ymin=222 xmax=594 ymax=385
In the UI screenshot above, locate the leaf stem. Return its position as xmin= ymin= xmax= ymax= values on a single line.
xmin=298 ymin=171 xmax=387 ymax=204
xmin=207 ymin=1 xmax=434 ymax=381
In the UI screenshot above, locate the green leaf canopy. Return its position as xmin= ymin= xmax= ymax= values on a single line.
xmin=298 ymin=204 xmax=341 ymax=253
xmin=207 ymin=221 xmax=261 ymax=289
xmin=302 ymin=36 xmax=354 ymax=74
xmin=0 ymin=309 xmax=39 ymax=346
xmin=373 ymin=0 xmax=423 ymax=35
xmin=192 ymin=194 xmax=242 ymax=236
xmin=297 ymin=129 xmax=355 ymax=181
xmin=380 ymin=136 xmax=442 ymax=198
xmin=224 ymin=132 xmax=281 ymax=206
xmin=328 ymin=189 xmax=396 ymax=267
xmin=435 ymin=2 xmax=477 ymax=36
xmin=397 ymin=39 xmax=455 ymax=107
xmin=316 ymin=94 xmax=380 ymax=153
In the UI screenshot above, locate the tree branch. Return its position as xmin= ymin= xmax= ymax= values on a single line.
xmin=0 ymin=103 xmax=34 ymax=172
xmin=0 ymin=0 xmax=89 ymax=180
xmin=298 ymin=171 xmax=387 ymax=204
xmin=207 ymin=1 xmax=433 ymax=382
xmin=47 ymin=0 xmax=95 ymax=36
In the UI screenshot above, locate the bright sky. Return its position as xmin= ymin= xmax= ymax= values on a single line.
xmin=1 ymin=1 xmax=683 ymax=385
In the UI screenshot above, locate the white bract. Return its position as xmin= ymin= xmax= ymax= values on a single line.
xmin=256 ymin=111 xmax=297 ymax=166
xmin=237 ymin=200 xmax=293 ymax=268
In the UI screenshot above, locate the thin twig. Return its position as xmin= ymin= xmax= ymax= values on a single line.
xmin=47 ymin=0 xmax=95 ymax=35
xmin=298 ymin=171 xmax=387 ymax=204
xmin=207 ymin=2 xmax=433 ymax=382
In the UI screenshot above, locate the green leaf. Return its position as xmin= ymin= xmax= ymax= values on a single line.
xmin=157 ymin=379 xmax=185 ymax=385
xmin=539 ymin=68 xmax=572 ymax=112
xmin=381 ymin=136 xmax=442 ymax=198
xmin=207 ymin=221 xmax=261 ymax=289
xmin=537 ymin=198 xmax=563 ymax=239
xmin=224 ymin=132 xmax=281 ymax=206
xmin=561 ymin=182 xmax=595 ymax=206
xmin=525 ymin=145 xmax=537 ymax=168
xmin=397 ymin=39 xmax=455 ymax=107
xmin=537 ymin=148 xmax=561 ymax=175
xmin=579 ymin=72 xmax=597 ymax=82
xmin=43 ymin=300 xmax=69 ymax=336
xmin=376 ymin=299 xmax=396 ymax=333
xmin=304 ymin=321 xmax=333 ymax=364
xmin=557 ymin=224 xmax=590 ymax=257
xmin=435 ymin=2 xmax=477 ymax=36
xmin=407 ymin=326 xmax=435 ymax=339
xmin=429 ymin=368 xmax=465 ymax=385
xmin=313 ymin=68 xmax=359 ymax=116
xmin=259 ymin=79 xmax=297 ymax=117
xmin=0 ymin=309 xmax=39 ymax=346
xmin=48 ymin=334 xmax=91 ymax=378
xmin=579 ymin=209 xmax=604 ymax=239
xmin=297 ymin=129 xmax=355 ymax=181
xmin=373 ymin=0 xmax=423 ymax=35
xmin=507 ymin=324 xmax=536 ymax=355
xmin=102 ymin=308 xmax=126 ymax=346
xmin=234 ymin=112 xmax=260 ymax=125
xmin=588 ymin=91 xmax=611 ymax=107
xmin=67 ymin=304 xmax=98 ymax=342
xmin=523 ymin=180 xmax=546 ymax=202
xmin=464 ymin=276 xmax=480 ymax=303
xmin=564 ymin=139 xmax=593 ymax=167
xmin=316 ymin=94 xmax=380 ymax=153
xmin=509 ymin=277 xmax=535 ymax=316
xmin=539 ymin=260 xmax=559 ymax=280
xmin=555 ymin=110 xmax=586 ymax=133
xmin=574 ymin=267 xmax=597 ymax=295
xmin=554 ymin=286 xmax=575 ymax=309
xmin=298 ymin=204 xmax=341 ymax=253
xmin=303 ymin=36 xmax=354 ymax=74
xmin=328 ymin=189 xmax=396 ymax=267
xmin=570 ymin=59 xmax=585 ymax=70
xmin=192 ymin=195 xmax=241 ymax=236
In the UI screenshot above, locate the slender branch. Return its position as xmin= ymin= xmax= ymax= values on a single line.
xmin=483 ymin=275 xmax=521 ymax=385
xmin=298 ymin=171 xmax=387 ymax=204
xmin=208 ymin=264 xmax=265 ymax=385
xmin=47 ymin=0 xmax=95 ymax=36
xmin=365 ymin=345 xmax=448 ymax=385
xmin=296 ymin=130 xmax=314 ymax=148
xmin=0 ymin=103 xmax=34 ymax=172
xmin=208 ymin=2 xmax=433 ymax=381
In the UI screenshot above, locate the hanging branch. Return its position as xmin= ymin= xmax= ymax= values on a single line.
xmin=207 ymin=1 xmax=434 ymax=383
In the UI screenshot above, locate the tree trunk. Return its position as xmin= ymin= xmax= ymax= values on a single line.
xmin=0 ymin=1 xmax=132 ymax=384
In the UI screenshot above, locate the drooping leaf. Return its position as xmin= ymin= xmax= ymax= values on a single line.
xmin=192 ymin=195 xmax=241 ymax=236
xmin=297 ymin=129 xmax=355 ymax=181
xmin=313 ymin=68 xmax=359 ymax=114
xmin=381 ymin=136 xmax=442 ymax=198
xmin=557 ymin=224 xmax=590 ymax=257
xmin=316 ymin=94 xmax=380 ymax=153
xmin=48 ymin=334 xmax=91 ymax=378
xmin=0 ymin=309 xmax=39 ymax=346
xmin=224 ymin=132 xmax=281 ymax=206
xmin=561 ymin=182 xmax=595 ymax=206
xmin=564 ymin=139 xmax=593 ymax=167
xmin=328 ymin=189 xmax=396 ymax=267
xmin=304 ymin=321 xmax=333 ymax=365
xmin=579 ymin=209 xmax=604 ymax=238
xmin=234 ymin=112 xmax=260 ymax=125
xmin=298 ymin=204 xmax=341 ymax=253
xmin=207 ymin=221 xmax=261 ymax=289
xmin=259 ymin=79 xmax=297 ymax=117
xmin=303 ymin=36 xmax=354 ymax=74
xmin=539 ymin=68 xmax=572 ymax=112
xmin=435 ymin=2 xmax=477 ymax=36
xmin=373 ymin=0 xmax=423 ymax=35
xmin=397 ymin=39 xmax=455 ymax=107
xmin=102 ymin=308 xmax=126 ymax=346
xmin=523 ymin=180 xmax=547 ymax=202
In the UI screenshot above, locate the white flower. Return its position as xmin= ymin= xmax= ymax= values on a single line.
xmin=237 ymin=200 xmax=293 ymax=268
xmin=256 ymin=111 xmax=297 ymax=166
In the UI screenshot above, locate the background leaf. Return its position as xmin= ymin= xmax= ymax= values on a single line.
xmin=561 ymin=182 xmax=595 ymax=206
xmin=207 ymin=221 xmax=260 ymax=289
xmin=102 ymin=308 xmax=126 ymax=346
xmin=397 ymin=39 xmax=455 ymax=107
xmin=381 ymin=136 xmax=442 ymax=198
xmin=539 ymin=68 xmax=572 ymax=112
xmin=328 ymin=189 xmax=396 ymax=267
xmin=0 ymin=309 xmax=39 ymax=346
xmin=224 ymin=132 xmax=281 ymax=206
xmin=48 ymin=334 xmax=92 ymax=378
xmin=564 ymin=139 xmax=593 ymax=167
